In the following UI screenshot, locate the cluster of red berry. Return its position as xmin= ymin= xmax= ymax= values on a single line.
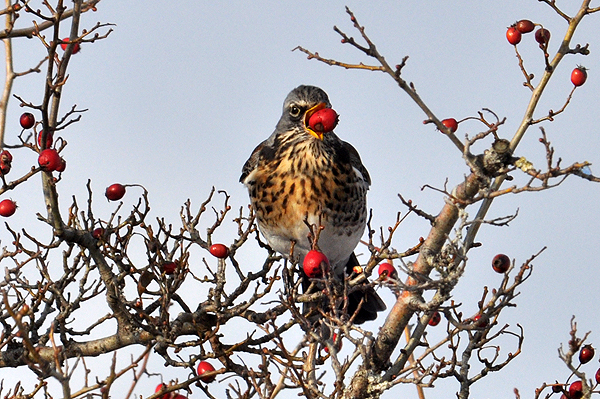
xmin=506 ymin=19 xmax=587 ymax=87
xmin=551 ymin=345 xmax=598 ymax=398
xmin=0 ymin=37 xmax=83 ymax=218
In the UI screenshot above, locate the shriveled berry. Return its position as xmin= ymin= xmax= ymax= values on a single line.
xmin=492 ymin=254 xmax=511 ymax=273
xmin=0 ymin=150 xmax=12 ymax=175
xmin=20 ymin=112 xmax=35 ymax=129
xmin=38 ymin=148 xmax=62 ymax=171
xmin=162 ymin=261 xmax=177 ymax=275
xmin=516 ymin=19 xmax=535 ymax=34
xmin=1 ymin=150 xmax=13 ymax=164
xmin=552 ymin=384 xmax=563 ymax=393
xmin=303 ymin=250 xmax=330 ymax=278
xmin=197 ymin=361 xmax=216 ymax=383
xmin=105 ymin=184 xmax=126 ymax=201
xmin=441 ymin=118 xmax=458 ymax=133
xmin=209 ymin=243 xmax=228 ymax=258
xmin=0 ymin=199 xmax=17 ymax=217
xmin=429 ymin=311 xmax=441 ymax=326
xmin=0 ymin=162 xmax=10 ymax=175
xmin=308 ymin=108 xmax=338 ymax=133
xmin=92 ymin=228 xmax=104 ymax=239
xmin=535 ymin=28 xmax=550 ymax=45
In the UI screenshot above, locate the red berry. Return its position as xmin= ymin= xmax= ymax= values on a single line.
xmin=162 ymin=261 xmax=177 ymax=275
xmin=92 ymin=228 xmax=104 ymax=239
xmin=516 ymin=19 xmax=535 ymax=34
xmin=19 ymin=112 xmax=35 ymax=129
xmin=595 ymin=368 xmax=600 ymax=384
xmin=105 ymin=183 xmax=126 ymax=201
xmin=209 ymin=243 xmax=228 ymax=258
xmin=429 ymin=311 xmax=441 ymax=326
xmin=172 ymin=395 xmax=186 ymax=399
xmin=38 ymin=148 xmax=62 ymax=172
xmin=197 ymin=361 xmax=216 ymax=383
xmin=308 ymin=108 xmax=338 ymax=133
xmin=378 ymin=261 xmax=397 ymax=280
xmin=303 ymin=250 xmax=330 ymax=278
xmin=154 ymin=383 xmax=170 ymax=399
xmin=571 ymin=67 xmax=587 ymax=87
xmin=441 ymin=118 xmax=458 ymax=133
xmin=55 ymin=158 xmax=66 ymax=173
xmin=0 ymin=199 xmax=16 ymax=217
xmin=37 ymin=130 xmax=53 ymax=149
xmin=579 ymin=344 xmax=594 ymax=364
xmin=568 ymin=381 xmax=583 ymax=399
xmin=473 ymin=314 xmax=489 ymax=328
xmin=60 ymin=38 xmax=80 ymax=54
xmin=492 ymin=254 xmax=511 ymax=273
xmin=535 ymin=28 xmax=550 ymax=45
xmin=506 ymin=27 xmax=522 ymax=45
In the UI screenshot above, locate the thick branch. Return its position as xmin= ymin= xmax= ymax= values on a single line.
xmin=372 ymin=173 xmax=483 ymax=372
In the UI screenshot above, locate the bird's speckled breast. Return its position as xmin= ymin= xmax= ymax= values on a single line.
xmin=247 ymin=139 xmax=368 ymax=266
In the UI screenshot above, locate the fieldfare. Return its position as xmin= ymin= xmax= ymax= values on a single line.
xmin=240 ymin=85 xmax=385 ymax=324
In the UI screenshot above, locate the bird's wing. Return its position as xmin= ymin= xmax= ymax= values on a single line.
xmin=240 ymin=133 xmax=278 ymax=183
xmin=342 ymin=140 xmax=371 ymax=186
xmin=240 ymin=142 xmax=263 ymax=183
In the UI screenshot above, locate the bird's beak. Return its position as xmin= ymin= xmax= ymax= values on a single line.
xmin=304 ymin=102 xmax=327 ymax=140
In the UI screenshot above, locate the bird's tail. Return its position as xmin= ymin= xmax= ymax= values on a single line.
xmin=300 ymin=253 xmax=386 ymax=325
xmin=345 ymin=253 xmax=386 ymax=324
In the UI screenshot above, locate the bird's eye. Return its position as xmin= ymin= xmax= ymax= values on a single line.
xmin=289 ymin=105 xmax=301 ymax=118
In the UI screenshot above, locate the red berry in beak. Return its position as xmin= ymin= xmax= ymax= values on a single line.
xmin=308 ymin=108 xmax=338 ymax=133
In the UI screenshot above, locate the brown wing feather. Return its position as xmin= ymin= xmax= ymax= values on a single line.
xmin=343 ymin=140 xmax=371 ymax=186
xmin=240 ymin=141 xmax=265 ymax=183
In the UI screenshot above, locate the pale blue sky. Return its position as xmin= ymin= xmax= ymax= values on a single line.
xmin=2 ymin=1 xmax=600 ymax=398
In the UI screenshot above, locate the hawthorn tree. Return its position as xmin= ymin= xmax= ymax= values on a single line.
xmin=0 ymin=1 xmax=599 ymax=399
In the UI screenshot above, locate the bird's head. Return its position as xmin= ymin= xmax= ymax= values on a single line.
xmin=277 ymin=85 xmax=332 ymax=141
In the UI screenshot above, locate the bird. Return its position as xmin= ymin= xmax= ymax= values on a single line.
xmin=240 ymin=85 xmax=385 ymax=324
